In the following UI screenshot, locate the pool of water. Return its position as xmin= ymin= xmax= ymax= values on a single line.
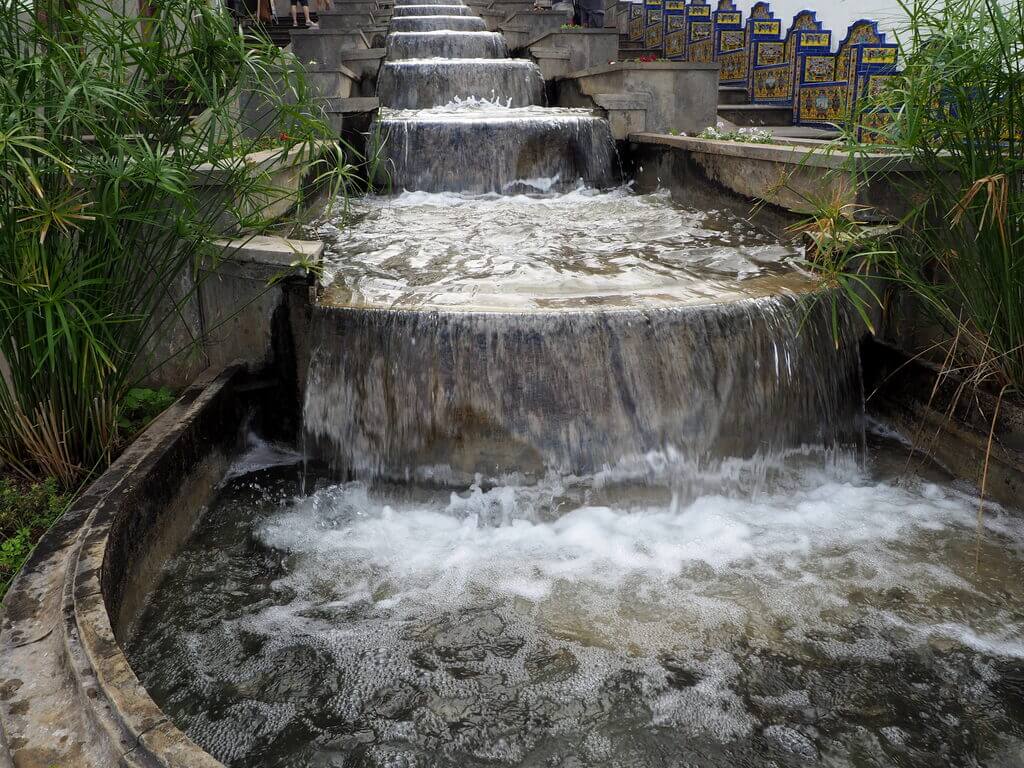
xmin=127 ymin=429 xmax=1024 ymax=768
xmin=316 ymin=188 xmax=813 ymax=311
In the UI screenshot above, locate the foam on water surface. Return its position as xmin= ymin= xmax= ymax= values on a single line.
xmin=128 ymin=435 xmax=1024 ymax=768
xmin=317 ymin=188 xmax=809 ymax=310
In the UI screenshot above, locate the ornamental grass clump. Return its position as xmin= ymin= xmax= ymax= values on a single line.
xmin=826 ymin=0 xmax=1024 ymax=392
xmin=0 ymin=0 xmax=353 ymax=485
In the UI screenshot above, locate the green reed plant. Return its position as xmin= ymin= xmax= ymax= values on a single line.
xmin=0 ymin=0 xmax=352 ymax=485
xmin=812 ymin=0 xmax=1023 ymax=391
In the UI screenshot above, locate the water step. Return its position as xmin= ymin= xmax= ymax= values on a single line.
xmin=390 ymin=15 xmax=487 ymax=31
xmin=717 ymin=104 xmax=793 ymax=127
xmin=718 ymin=86 xmax=748 ymax=105
xmin=393 ymin=3 xmax=472 ymax=14
xmin=386 ymin=30 xmax=507 ymax=59
xmin=376 ymin=106 xmax=618 ymax=193
xmin=378 ymin=59 xmax=544 ymax=109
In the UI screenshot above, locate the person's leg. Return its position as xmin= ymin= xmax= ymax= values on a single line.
xmin=302 ymin=0 xmax=317 ymax=27
xmin=291 ymin=0 xmax=298 ymax=25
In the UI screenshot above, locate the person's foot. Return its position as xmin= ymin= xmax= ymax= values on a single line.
xmin=308 ymin=21 xmax=319 ymax=28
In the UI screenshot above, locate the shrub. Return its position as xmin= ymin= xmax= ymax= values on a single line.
xmin=830 ymin=0 xmax=1024 ymax=391
xmin=0 ymin=477 xmax=71 ymax=598
xmin=0 ymin=0 xmax=352 ymax=485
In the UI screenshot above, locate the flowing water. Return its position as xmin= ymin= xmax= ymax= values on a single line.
xmin=128 ymin=432 xmax=1024 ymax=768
xmin=125 ymin=1 xmax=1024 ymax=766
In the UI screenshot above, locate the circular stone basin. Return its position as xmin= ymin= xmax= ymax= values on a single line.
xmin=317 ymin=188 xmax=815 ymax=311
xmin=126 ymin=434 xmax=1024 ymax=768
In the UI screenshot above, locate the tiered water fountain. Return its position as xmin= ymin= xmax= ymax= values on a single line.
xmin=125 ymin=6 xmax=1024 ymax=768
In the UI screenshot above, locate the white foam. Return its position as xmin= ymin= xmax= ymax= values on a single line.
xmin=255 ymin=463 xmax=1024 ymax=664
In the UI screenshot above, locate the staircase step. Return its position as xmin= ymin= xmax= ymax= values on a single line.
xmin=717 ymin=103 xmax=792 ymax=127
xmin=617 ymin=48 xmax=662 ymax=59
xmin=717 ymin=86 xmax=748 ymax=105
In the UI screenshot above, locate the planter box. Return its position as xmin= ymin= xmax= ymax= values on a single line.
xmin=500 ymin=9 xmax=571 ymax=50
xmin=562 ymin=61 xmax=718 ymax=134
xmin=628 ymin=132 xmax=923 ymax=220
xmin=192 ymin=144 xmax=323 ymax=235
xmin=316 ymin=9 xmax=378 ymax=28
xmin=528 ymin=28 xmax=618 ymax=75
xmin=290 ymin=29 xmax=371 ymax=66
xmin=529 ymin=46 xmax=571 ymax=80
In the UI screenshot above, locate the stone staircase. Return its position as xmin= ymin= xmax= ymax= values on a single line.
xmin=616 ymin=33 xmax=659 ymax=60
xmin=244 ymin=16 xmax=320 ymax=48
xmin=715 ymin=84 xmax=793 ymax=127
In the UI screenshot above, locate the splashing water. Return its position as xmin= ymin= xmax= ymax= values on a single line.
xmin=128 ymin=431 xmax=1024 ymax=768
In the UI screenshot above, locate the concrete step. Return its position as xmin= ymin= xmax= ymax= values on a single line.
xmin=327 ymin=96 xmax=380 ymax=113
xmin=717 ymin=103 xmax=792 ymax=127
xmin=617 ymin=48 xmax=662 ymax=59
xmin=717 ymin=85 xmax=748 ymax=105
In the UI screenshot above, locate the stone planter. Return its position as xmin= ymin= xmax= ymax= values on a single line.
xmin=305 ymin=62 xmax=360 ymax=99
xmin=529 ymin=46 xmax=571 ymax=79
xmin=290 ymin=29 xmax=371 ymax=66
xmin=527 ymin=28 xmax=618 ymax=75
xmin=561 ymin=61 xmax=718 ymax=134
xmin=628 ymin=133 xmax=924 ymax=220
xmin=315 ymin=8 xmax=378 ymax=28
xmin=192 ymin=144 xmax=322 ymax=235
xmin=500 ymin=9 xmax=571 ymax=50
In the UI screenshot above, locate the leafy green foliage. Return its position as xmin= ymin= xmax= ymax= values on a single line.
xmin=0 ymin=0 xmax=356 ymax=485
xmin=116 ymin=387 xmax=177 ymax=435
xmin=0 ymin=477 xmax=71 ymax=599
xmin=815 ymin=0 xmax=1024 ymax=390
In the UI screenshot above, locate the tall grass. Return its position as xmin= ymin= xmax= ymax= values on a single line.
xmin=829 ymin=0 xmax=1024 ymax=391
xmin=0 ymin=0 xmax=349 ymax=484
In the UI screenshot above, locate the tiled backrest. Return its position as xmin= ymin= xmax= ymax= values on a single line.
xmin=643 ymin=0 xmax=665 ymax=51
xmin=664 ymin=0 xmax=690 ymax=58
xmin=750 ymin=10 xmax=821 ymax=103
xmin=713 ymin=0 xmax=745 ymax=82
xmin=685 ymin=0 xmax=714 ymax=62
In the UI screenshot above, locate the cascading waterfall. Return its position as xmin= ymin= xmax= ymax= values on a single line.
xmin=127 ymin=5 xmax=1024 ymax=766
xmin=303 ymin=0 xmax=863 ymax=478
xmin=304 ymin=297 xmax=862 ymax=483
xmin=378 ymin=59 xmax=544 ymax=108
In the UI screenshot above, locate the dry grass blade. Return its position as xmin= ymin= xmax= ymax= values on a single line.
xmin=949 ymin=173 xmax=1009 ymax=247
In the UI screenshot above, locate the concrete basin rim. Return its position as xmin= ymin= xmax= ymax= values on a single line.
xmin=0 ymin=368 xmax=240 ymax=768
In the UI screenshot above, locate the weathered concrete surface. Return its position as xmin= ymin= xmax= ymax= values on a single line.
xmin=529 ymin=46 xmax=570 ymax=79
xmin=143 ymin=234 xmax=320 ymax=389
xmin=557 ymin=62 xmax=718 ymax=135
xmin=290 ymin=29 xmax=372 ymax=65
xmin=191 ymin=145 xmax=311 ymax=234
xmin=527 ymin=28 xmax=618 ymax=74
xmin=199 ymin=236 xmax=321 ymax=378
xmin=327 ymin=48 xmax=386 ymax=95
xmin=500 ymin=9 xmax=571 ymax=50
xmin=305 ymin=63 xmax=359 ymax=99
xmin=864 ymin=339 xmax=1024 ymax=509
xmin=0 ymin=368 xmax=249 ymax=768
xmin=593 ymin=91 xmax=650 ymax=139
xmin=628 ymin=132 xmax=923 ymax=220
xmin=315 ymin=8 xmax=378 ymax=28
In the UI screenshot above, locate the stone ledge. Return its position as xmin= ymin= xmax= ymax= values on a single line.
xmin=0 ymin=367 xmax=247 ymax=767
xmin=325 ymin=95 xmax=380 ymax=113
xmin=575 ymin=60 xmax=720 ymax=75
xmin=629 ymin=131 xmax=915 ymax=173
xmin=593 ymin=91 xmax=650 ymax=110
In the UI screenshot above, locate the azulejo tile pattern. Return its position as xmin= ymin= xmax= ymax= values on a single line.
xmin=623 ymin=1 xmax=900 ymax=131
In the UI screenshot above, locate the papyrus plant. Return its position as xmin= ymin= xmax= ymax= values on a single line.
xmin=0 ymin=0 xmax=351 ymax=484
